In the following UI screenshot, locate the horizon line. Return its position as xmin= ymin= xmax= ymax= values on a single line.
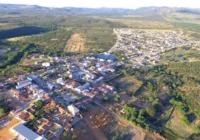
xmin=0 ymin=3 xmax=199 ymax=10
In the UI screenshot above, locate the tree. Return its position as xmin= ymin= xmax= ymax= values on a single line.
xmin=145 ymin=124 xmax=150 ymax=132
xmin=63 ymin=131 xmax=68 ymax=137
xmin=61 ymin=103 xmax=66 ymax=108
xmin=114 ymin=94 xmax=120 ymax=102
xmin=34 ymin=100 xmax=44 ymax=109
xmin=145 ymin=106 xmax=156 ymax=117
xmin=0 ymin=108 xmax=5 ymax=116
xmin=72 ymin=135 xmax=77 ymax=140
xmin=103 ymin=95 xmax=109 ymax=101
xmin=182 ymin=115 xmax=190 ymax=125
xmin=82 ymin=129 xmax=87 ymax=135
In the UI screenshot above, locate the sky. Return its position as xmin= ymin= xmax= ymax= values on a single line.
xmin=0 ymin=0 xmax=199 ymax=9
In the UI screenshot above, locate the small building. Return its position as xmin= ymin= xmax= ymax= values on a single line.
xmin=56 ymin=78 xmax=65 ymax=86
xmin=10 ymin=124 xmax=47 ymax=140
xmin=75 ymin=83 xmax=90 ymax=93
xmin=16 ymin=81 xmax=32 ymax=90
xmin=42 ymin=62 xmax=50 ymax=67
xmin=67 ymin=104 xmax=79 ymax=116
xmin=96 ymin=54 xmax=117 ymax=61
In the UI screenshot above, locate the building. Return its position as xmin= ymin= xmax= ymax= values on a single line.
xmin=75 ymin=83 xmax=90 ymax=93
xmin=10 ymin=124 xmax=47 ymax=140
xmin=56 ymin=78 xmax=65 ymax=85
xmin=42 ymin=62 xmax=50 ymax=67
xmin=67 ymin=104 xmax=79 ymax=116
xmin=16 ymin=80 xmax=32 ymax=90
xmin=95 ymin=54 xmax=116 ymax=61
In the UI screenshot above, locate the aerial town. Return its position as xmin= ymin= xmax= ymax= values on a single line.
xmin=109 ymin=29 xmax=197 ymax=66
xmin=0 ymin=53 xmax=125 ymax=140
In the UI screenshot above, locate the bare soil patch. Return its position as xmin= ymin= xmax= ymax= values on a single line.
xmin=0 ymin=118 xmax=21 ymax=140
xmin=65 ymin=33 xmax=88 ymax=52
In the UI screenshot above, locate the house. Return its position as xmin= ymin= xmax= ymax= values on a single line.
xmin=92 ymin=77 xmax=104 ymax=85
xmin=29 ymin=85 xmax=39 ymax=93
xmin=58 ymin=106 xmax=65 ymax=114
xmin=75 ymin=83 xmax=90 ymax=93
xmin=16 ymin=80 xmax=32 ymax=90
xmin=36 ymin=118 xmax=52 ymax=135
xmin=95 ymin=54 xmax=116 ymax=61
xmin=56 ymin=78 xmax=65 ymax=85
xmin=66 ymin=81 xmax=80 ymax=89
xmin=42 ymin=62 xmax=50 ymax=67
xmin=10 ymin=124 xmax=47 ymax=140
xmin=64 ymin=122 xmax=72 ymax=131
xmin=67 ymin=104 xmax=79 ymax=116
xmin=16 ymin=111 xmax=31 ymax=122
xmin=47 ymin=82 xmax=55 ymax=91
xmin=83 ymin=73 xmax=96 ymax=80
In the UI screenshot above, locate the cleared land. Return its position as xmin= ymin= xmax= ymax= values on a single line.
xmin=65 ymin=33 xmax=87 ymax=52
xmin=114 ymin=75 xmax=143 ymax=94
xmin=83 ymin=106 xmax=108 ymax=140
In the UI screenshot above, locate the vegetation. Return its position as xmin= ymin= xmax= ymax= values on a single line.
xmin=72 ymin=134 xmax=77 ymax=140
xmin=0 ymin=100 xmax=12 ymax=117
xmin=123 ymin=104 xmax=150 ymax=131
xmin=0 ymin=43 xmax=38 ymax=76
xmin=120 ymin=64 xmax=200 ymax=139
xmin=22 ymin=29 xmax=71 ymax=53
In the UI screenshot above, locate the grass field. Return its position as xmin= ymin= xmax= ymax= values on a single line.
xmin=165 ymin=109 xmax=194 ymax=138
xmin=167 ymin=61 xmax=200 ymax=79
xmin=159 ymin=47 xmax=200 ymax=64
xmin=105 ymin=18 xmax=173 ymax=29
xmin=84 ymin=28 xmax=117 ymax=52
xmin=114 ymin=75 xmax=143 ymax=94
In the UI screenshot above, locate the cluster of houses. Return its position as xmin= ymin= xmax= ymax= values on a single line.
xmin=7 ymin=53 xmax=120 ymax=140
xmin=109 ymin=28 xmax=196 ymax=66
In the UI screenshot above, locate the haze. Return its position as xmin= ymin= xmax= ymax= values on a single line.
xmin=0 ymin=0 xmax=199 ymax=9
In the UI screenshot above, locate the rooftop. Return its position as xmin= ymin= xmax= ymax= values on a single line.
xmin=11 ymin=124 xmax=47 ymax=140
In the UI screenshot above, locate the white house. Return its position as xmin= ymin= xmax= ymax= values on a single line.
xmin=67 ymin=104 xmax=79 ymax=116
xmin=42 ymin=62 xmax=50 ymax=67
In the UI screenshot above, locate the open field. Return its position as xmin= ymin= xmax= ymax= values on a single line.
xmin=105 ymin=18 xmax=173 ymax=29
xmin=159 ymin=47 xmax=200 ymax=64
xmin=7 ymin=36 xmax=26 ymax=42
xmin=113 ymin=75 xmax=143 ymax=94
xmin=165 ymin=109 xmax=194 ymax=138
xmin=83 ymin=105 xmax=108 ymax=140
xmin=65 ymin=33 xmax=87 ymax=52
xmin=167 ymin=61 xmax=200 ymax=79
xmin=164 ymin=13 xmax=200 ymax=25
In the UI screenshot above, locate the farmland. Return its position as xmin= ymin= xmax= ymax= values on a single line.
xmin=65 ymin=33 xmax=87 ymax=52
